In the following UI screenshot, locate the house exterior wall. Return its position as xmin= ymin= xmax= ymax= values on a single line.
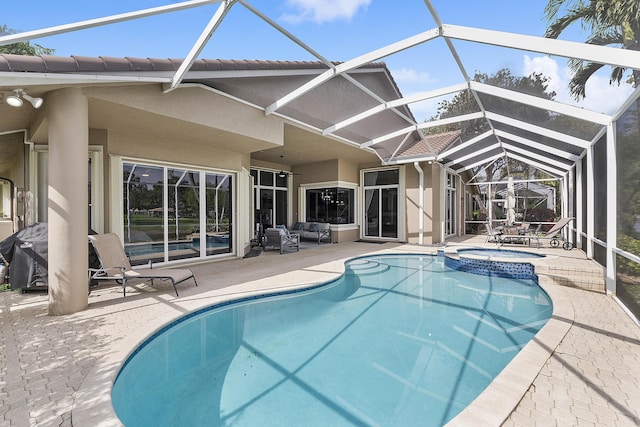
xmin=84 ymin=85 xmax=285 ymax=149
xmin=404 ymin=162 xmax=438 ymax=245
xmin=431 ymin=163 xmax=444 ymax=244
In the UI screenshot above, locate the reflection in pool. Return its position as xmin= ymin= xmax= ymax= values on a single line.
xmin=112 ymin=254 xmax=552 ymax=426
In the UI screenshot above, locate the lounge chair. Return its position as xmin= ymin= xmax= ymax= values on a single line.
xmin=499 ymin=218 xmax=574 ymax=250
xmin=263 ymin=228 xmax=300 ymax=254
xmin=485 ymin=223 xmax=503 ymax=243
xmin=534 ymin=217 xmax=574 ymax=249
xmin=88 ymin=233 xmax=197 ymax=296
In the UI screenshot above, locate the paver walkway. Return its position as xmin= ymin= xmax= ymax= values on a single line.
xmin=504 ymin=285 xmax=640 ymax=427
xmin=0 ymin=239 xmax=638 ymax=426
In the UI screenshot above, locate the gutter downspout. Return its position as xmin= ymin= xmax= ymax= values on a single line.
xmin=414 ymin=161 xmax=424 ymax=245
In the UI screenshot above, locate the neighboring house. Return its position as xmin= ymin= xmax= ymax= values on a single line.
xmin=0 ymin=54 xmax=463 ymax=313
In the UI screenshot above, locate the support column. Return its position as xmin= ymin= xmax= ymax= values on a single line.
xmin=605 ymin=122 xmax=617 ymax=295
xmin=575 ymin=159 xmax=583 ymax=249
xmin=586 ymin=145 xmax=594 ymax=259
xmin=47 ymin=88 xmax=89 ymax=315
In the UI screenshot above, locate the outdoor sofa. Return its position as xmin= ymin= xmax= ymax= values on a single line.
xmin=288 ymin=222 xmax=331 ymax=244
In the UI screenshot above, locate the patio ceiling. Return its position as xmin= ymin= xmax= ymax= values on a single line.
xmin=1 ymin=0 xmax=640 ymax=181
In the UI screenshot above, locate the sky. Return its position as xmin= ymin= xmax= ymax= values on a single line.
xmin=3 ymin=0 xmax=635 ymax=120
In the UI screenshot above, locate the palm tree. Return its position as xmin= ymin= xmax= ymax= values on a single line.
xmin=544 ymin=0 xmax=640 ymax=100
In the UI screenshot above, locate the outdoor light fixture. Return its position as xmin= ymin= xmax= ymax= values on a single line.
xmin=6 ymin=89 xmax=43 ymax=109
xmin=6 ymin=91 xmax=23 ymax=107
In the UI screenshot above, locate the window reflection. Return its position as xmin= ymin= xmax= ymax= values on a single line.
xmin=306 ymin=187 xmax=354 ymax=224
xmin=123 ymin=162 xmax=232 ymax=265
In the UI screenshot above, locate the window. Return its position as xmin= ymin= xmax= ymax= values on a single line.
xmin=123 ymin=161 xmax=232 ymax=265
xmin=31 ymin=146 xmax=103 ymax=232
xmin=251 ymin=168 xmax=288 ymax=229
xmin=445 ymin=172 xmax=457 ymax=237
xmin=305 ymin=187 xmax=354 ymax=224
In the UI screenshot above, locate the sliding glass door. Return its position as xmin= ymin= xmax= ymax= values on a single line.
xmin=123 ymin=161 xmax=233 ymax=265
xmin=363 ymin=169 xmax=399 ymax=239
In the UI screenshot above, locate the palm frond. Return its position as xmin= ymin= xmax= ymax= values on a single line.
xmin=545 ymin=6 xmax=598 ymax=38
xmin=568 ymin=62 xmax=606 ymax=100
xmin=584 ymin=28 xmax=624 ymax=46
xmin=610 ymin=67 xmax=626 ymax=85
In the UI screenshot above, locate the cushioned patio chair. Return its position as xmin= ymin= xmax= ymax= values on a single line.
xmin=263 ymin=228 xmax=300 ymax=254
xmin=88 ymin=233 xmax=197 ymax=296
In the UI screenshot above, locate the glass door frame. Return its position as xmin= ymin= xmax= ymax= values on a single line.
xmin=445 ymin=170 xmax=458 ymax=238
xmin=250 ymin=168 xmax=290 ymax=231
xmin=360 ymin=166 xmax=404 ymax=241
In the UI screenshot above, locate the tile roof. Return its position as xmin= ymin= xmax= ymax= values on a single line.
xmin=395 ymin=129 xmax=462 ymax=158
xmin=0 ymin=54 xmax=384 ymax=74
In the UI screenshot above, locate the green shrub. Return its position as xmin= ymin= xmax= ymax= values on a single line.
xmin=618 ymin=234 xmax=640 ymax=276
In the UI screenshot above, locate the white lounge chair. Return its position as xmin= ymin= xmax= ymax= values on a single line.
xmin=88 ymin=233 xmax=197 ymax=296
xmin=499 ymin=218 xmax=574 ymax=250
xmin=485 ymin=223 xmax=503 ymax=243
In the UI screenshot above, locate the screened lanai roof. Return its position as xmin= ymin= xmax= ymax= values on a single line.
xmin=1 ymin=0 xmax=640 ymax=179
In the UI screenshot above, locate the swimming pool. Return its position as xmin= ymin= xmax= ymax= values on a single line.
xmin=112 ymin=254 xmax=552 ymax=426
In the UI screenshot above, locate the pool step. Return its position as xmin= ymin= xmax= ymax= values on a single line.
xmin=533 ymin=261 xmax=605 ymax=293
xmin=346 ymin=259 xmax=391 ymax=276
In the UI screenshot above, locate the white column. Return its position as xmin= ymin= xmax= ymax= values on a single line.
xmin=605 ymin=122 xmax=617 ymax=295
xmin=47 ymin=88 xmax=89 ymax=315
xmin=586 ymin=145 xmax=594 ymax=259
xmin=575 ymin=159 xmax=583 ymax=249
xmin=413 ymin=162 xmax=424 ymax=245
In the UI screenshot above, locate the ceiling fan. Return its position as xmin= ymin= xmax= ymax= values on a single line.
xmin=277 ymin=156 xmax=301 ymax=178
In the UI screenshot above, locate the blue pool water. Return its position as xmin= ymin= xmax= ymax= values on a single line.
xmin=457 ymin=248 xmax=545 ymax=258
xmin=112 ymin=254 xmax=552 ymax=426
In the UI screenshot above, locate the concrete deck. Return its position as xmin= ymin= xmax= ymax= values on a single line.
xmin=1 ymin=237 xmax=639 ymax=426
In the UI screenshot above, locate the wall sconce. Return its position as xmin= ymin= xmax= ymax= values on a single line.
xmin=6 ymin=89 xmax=43 ymax=109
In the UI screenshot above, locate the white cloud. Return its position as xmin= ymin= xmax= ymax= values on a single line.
xmin=390 ymin=67 xmax=434 ymax=84
xmin=280 ymin=0 xmax=371 ymax=24
xmin=522 ymin=55 xmax=633 ymax=115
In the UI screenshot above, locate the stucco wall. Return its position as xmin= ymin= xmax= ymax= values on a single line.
xmin=107 ymin=128 xmax=244 ymax=172
xmin=405 ymin=162 xmax=436 ymax=245
xmin=288 ymin=159 xmax=363 ymax=242
xmin=431 ymin=163 xmax=443 ymax=244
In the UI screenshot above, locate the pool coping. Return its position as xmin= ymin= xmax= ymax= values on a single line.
xmin=71 ymin=246 xmax=573 ymax=427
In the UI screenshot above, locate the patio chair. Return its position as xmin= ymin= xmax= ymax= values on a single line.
xmin=485 ymin=223 xmax=503 ymax=243
xmin=516 ymin=222 xmax=531 ymax=234
xmin=498 ymin=218 xmax=574 ymax=249
xmin=263 ymin=228 xmax=300 ymax=254
xmin=531 ymin=217 xmax=574 ymax=250
xmin=88 ymin=233 xmax=197 ymax=297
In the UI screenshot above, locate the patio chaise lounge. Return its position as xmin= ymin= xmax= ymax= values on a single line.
xmin=485 ymin=223 xmax=503 ymax=243
xmin=499 ymin=218 xmax=574 ymax=250
xmin=88 ymin=233 xmax=197 ymax=296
